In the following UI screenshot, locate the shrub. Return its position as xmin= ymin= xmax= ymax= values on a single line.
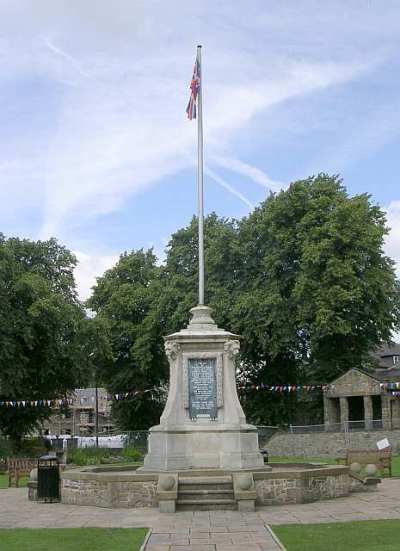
xmin=120 ymin=447 xmax=142 ymax=462
xmin=66 ymin=446 xmax=143 ymax=466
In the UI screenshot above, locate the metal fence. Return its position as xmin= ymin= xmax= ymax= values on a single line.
xmin=44 ymin=426 xmax=280 ymax=452
xmin=46 ymin=420 xmax=389 ymax=449
xmin=288 ymin=419 xmax=385 ymax=434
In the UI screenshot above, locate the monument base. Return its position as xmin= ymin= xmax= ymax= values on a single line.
xmin=141 ymin=424 xmax=265 ymax=471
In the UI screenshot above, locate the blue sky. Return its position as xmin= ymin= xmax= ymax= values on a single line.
xmin=1 ymin=1 xmax=400 ymax=299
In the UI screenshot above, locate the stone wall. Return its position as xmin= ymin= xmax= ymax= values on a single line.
xmin=268 ymin=429 xmax=400 ymax=457
xmin=61 ymin=473 xmax=157 ymax=508
xmin=254 ymin=467 xmax=351 ymax=506
xmin=61 ymin=464 xmax=364 ymax=509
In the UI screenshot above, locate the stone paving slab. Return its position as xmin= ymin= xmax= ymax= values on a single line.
xmin=1 ymin=480 xmax=400 ymax=550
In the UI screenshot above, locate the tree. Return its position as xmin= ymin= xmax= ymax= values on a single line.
xmin=0 ymin=236 xmax=90 ymax=447
xmin=88 ymin=174 xmax=400 ymax=428
xmin=87 ymin=249 xmax=166 ymax=430
xmin=232 ymin=174 xmax=400 ymax=423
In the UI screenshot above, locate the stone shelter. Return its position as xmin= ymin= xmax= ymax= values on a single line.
xmin=324 ymin=344 xmax=400 ymax=431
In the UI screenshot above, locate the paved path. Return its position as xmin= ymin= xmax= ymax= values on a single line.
xmin=1 ymin=480 xmax=400 ymax=550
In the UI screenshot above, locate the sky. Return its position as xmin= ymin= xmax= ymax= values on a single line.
xmin=1 ymin=1 xmax=400 ymax=300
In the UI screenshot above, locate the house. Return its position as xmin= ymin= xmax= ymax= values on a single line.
xmin=324 ymin=344 xmax=400 ymax=431
xmin=42 ymin=388 xmax=114 ymax=437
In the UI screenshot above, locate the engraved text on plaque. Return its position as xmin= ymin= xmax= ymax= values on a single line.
xmin=188 ymin=358 xmax=217 ymax=420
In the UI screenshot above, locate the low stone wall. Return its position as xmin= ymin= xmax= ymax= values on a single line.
xmin=254 ymin=465 xmax=350 ymax=506
xmin=61 ymin=468 xmax=157 ymax=508
xmin=61 ymin=464 xmax=360 ymax=509
xmin=267 ymin=429 xmax=400 ymax=457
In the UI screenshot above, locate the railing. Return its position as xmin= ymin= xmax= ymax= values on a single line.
xmin=289 ymin=419 xmax=385 ymax=434
xmin=45 ymin=426 xmax=280 ymax=451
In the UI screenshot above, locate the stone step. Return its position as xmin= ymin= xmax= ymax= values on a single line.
xmin=176 ymin=498 xmax=237 ymax=511
xmin=179 ymin=483 xmax=232 ymax=491
xmin=178 ymin=477 xmax=233 ymax=492
xmin=179 ymin=476 xmax=232 ymax=485
xmin=176 ymin=475 xmax=235 ymax=510
xmin=179 ymin=488 xmax=233 ymax=495
xmin=178 ymin=489 xmax=234 ymax=501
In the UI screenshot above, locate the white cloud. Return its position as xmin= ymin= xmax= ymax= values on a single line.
xmin=73 ymin=251 xmax=119 ymax=301
xmin=0 ymin=2 xmax=390 ymax=243
xmin=35 ymin=56 xmax=375 ymax=239
xmin=1 ymin=1 xmax=400 ymax=301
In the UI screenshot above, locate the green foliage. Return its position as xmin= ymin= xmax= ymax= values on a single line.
xmin=66 ymin=446 xmax=142 ymax=466
xmin=270 ymin=455 xmax=400 ymax=477
xmin=273 ymin=521 xmax=400 ymax=551
xmin=120 ymin=446 xmax=143 ymax=462
xmin=88 ymin=175 xmax=400 ymax=428
xmin=232 ymin=175 xmax=400 ymax=423
xmin=0 ymin=237 xmax=92 ymax=447
xmin=0 ymin=528 xmax=147 ymax=551
xmin=87 ymin=250 xmax=167 ymax=430
xmin=0 ymin=473 xmax=29 ymax=489
xmin=0 ymin=439 xmax=13 ymax=461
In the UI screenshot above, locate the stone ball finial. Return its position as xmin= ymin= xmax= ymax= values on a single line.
xmin=159 ymin=475 xmax=175 ymax=491
xmin=365 ymin=464 xmax=378 ymax=477
xmin=237 ymin=473 xmax=253 ymax=491
xmin=349 ymin=462 xmax=362 ymax=474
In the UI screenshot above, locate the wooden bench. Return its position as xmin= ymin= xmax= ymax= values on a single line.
xmin=7 ymin=458 xmax=37 ymax=487
xmin=336 ymin=448 xmax=392 ymax=477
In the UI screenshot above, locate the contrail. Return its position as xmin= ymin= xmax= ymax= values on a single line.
xmin=205 ymin=167 xmax=254 ymax=209
xmin=43 ymin=37 xmax=90 ymax=78
xmin=212 ymin=155 xmax=285 ymax=193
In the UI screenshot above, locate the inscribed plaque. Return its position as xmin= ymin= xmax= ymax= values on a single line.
xmin=188 ymin=358 xmax=217 ymax=420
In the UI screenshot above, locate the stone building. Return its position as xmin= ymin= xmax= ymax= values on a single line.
xmin=324 ymin=344 xmax=400 ymax=431
xmin=43 ymin=388 xmax=114 ymax=436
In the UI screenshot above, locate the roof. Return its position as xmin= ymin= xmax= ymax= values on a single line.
xmin=327 ymin=366 xmax=400 ymax=387
xmin=374 ymin=343 xmax=400 ymax=358
xmin=372 ymin=343 xmax=400 ymax=370
xmin=329 ymin=367 xmax=381 ymax=386
xmin=372 ymin=368 xmax=400 ymax=383
xmin=325 ymin=345 xmax=400 ymax=388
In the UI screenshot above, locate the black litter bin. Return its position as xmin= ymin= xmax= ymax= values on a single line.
xmin=37 ymin=455 xmax=60 ymax=502
xmin=260 ymin=448 xmax=269 ymax=463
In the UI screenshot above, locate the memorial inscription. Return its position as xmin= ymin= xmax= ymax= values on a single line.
xmin=188 ymin=358 xmax=217 ymax=420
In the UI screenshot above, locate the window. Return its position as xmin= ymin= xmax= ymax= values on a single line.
xmin=393 ymin=356 xmax=400 ymax=365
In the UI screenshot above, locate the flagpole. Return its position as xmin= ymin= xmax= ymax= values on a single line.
xmin=197 ymin=45 xmax=205 ymax=306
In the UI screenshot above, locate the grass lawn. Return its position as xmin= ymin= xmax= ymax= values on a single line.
xmin=0 ymin=528 xmax=148 ymax=551
xmin=270 ymin=455 xmax=400 ymax=477
xmin=273 ymin=520 xmax=400 ymax=551
xmin=0 ymin=473 xmax=29 ymax=488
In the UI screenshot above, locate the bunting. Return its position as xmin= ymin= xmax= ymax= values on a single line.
xmin=0 ymin=389 xmax=156 ymax=408
xmin=3 ymin=381 xmax=400 ymax=408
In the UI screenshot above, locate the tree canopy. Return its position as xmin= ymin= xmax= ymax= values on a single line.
xmin=89 ymin=175 xmax=400 ymax=428
xmin=0 ymin=236 xmax=91 ymax=445
xmin=86 ymin=249 xmax=166 ymax=429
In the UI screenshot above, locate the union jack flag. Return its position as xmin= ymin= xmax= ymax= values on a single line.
xmin=186 ymin=53 xmax=201 ymax=120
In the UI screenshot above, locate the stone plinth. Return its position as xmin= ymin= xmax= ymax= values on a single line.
xmin=142 ymin=306 xmax=264 ymax=471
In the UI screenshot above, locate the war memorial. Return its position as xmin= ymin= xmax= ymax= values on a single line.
xmin=59 ymin=46 xmax=380 ymax=513
xmin=60 ymin=304 xmax=359 ymax=512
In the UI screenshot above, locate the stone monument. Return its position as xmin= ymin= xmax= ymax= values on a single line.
xmin=142 ymin=45 xmax=264 ymax=475
xmin=142 ymin=305 xmax=264 ymax=471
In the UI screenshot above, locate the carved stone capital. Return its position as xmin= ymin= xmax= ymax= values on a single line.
xmin=224 ymin=340 xmax=240 ymax=360
xmin=165 ymin=341 xmax=180 ymax=361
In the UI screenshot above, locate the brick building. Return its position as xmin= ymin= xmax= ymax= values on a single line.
xmin=43 ymin=388 xmax=114 ymax=436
